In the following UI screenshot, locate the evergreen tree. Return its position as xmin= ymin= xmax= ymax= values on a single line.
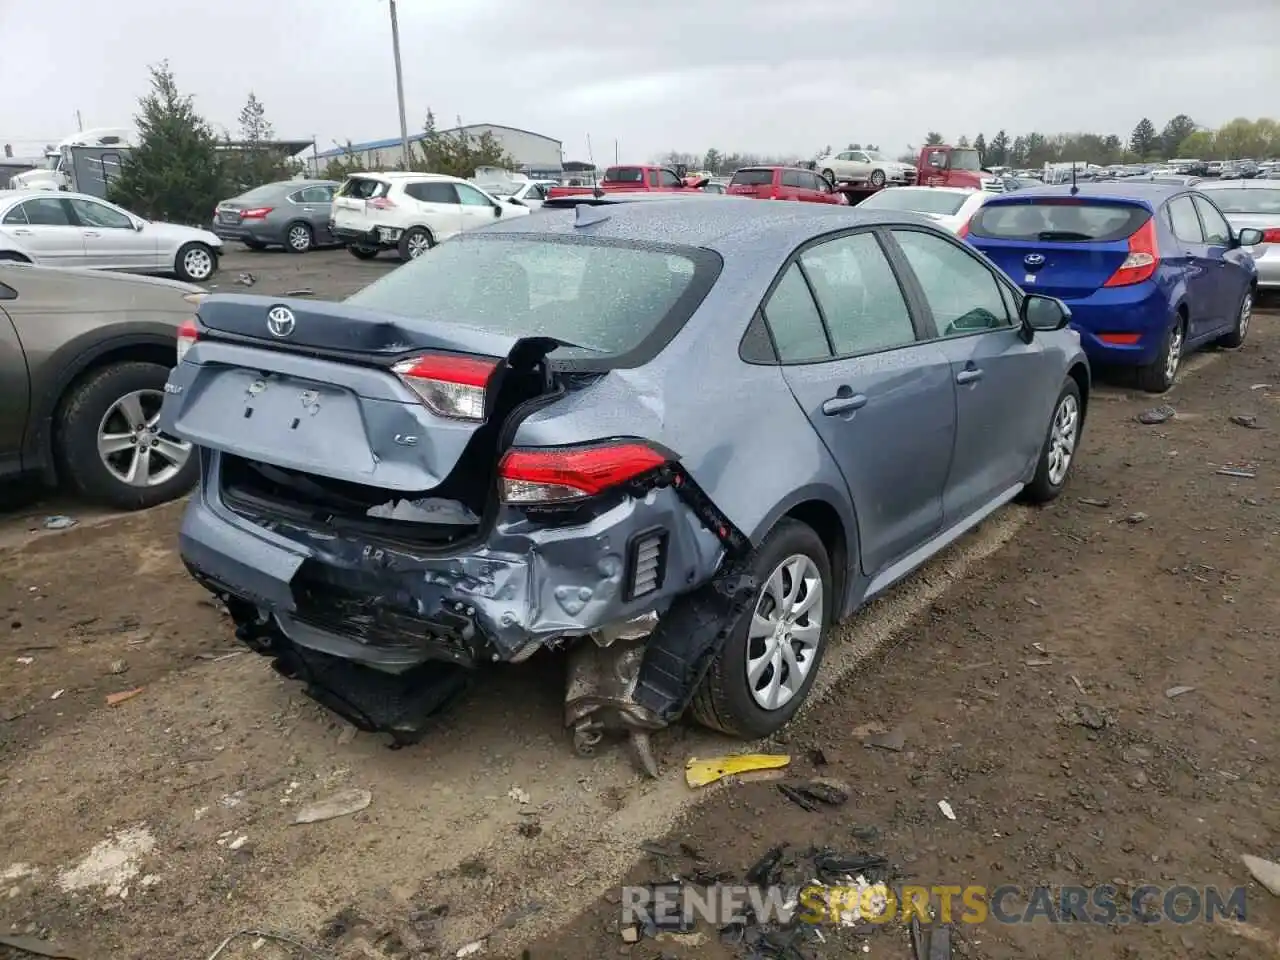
xmin=224 ymin=91 xmax=297 ymax=191
xmin=925 ymin=131 xmax=945 ymax=146
xmin=109 ymin=61 xmax=222 ymax=225
xmin=989 ymin=130 xmax=1010 ymax=166
xmin=973 ymin=133 xmax=987 ymax=162
xmin=410 ymin=108 xmax=515 ymax=178
xmin=1129 ymin=117 xmax=1158 ymax=158
xmin=1160 ymin=114 xmax=1196 ymax=158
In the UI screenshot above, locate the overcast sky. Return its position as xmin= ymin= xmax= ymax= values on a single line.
xmin=3 ymin=0 xmax=1278 ymax=163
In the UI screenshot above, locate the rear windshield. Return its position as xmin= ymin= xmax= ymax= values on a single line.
xmin=338 ymin=177 xmax=389 ymax=199
xmin=859 ymin=188 xmax=968 ymax=216
xmin=1200 ymin=188 xmax=1280 ymax=215
xmin=344 ymin=235 xmax=722 ymax=363
xmin=603 ymin=167 xmax=644 ymax=183
xmin=730 ymin=169 xmax=775 ymax=186
xmin=968 ymin=201 xmax=1150 ymax=242
xmin=234 ymin=184 xmax=282 ymax=203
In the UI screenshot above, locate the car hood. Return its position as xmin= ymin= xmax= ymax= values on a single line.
xmin=140 ymin=220 xmax=225 ymax=247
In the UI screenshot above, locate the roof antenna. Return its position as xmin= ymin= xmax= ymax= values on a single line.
xmin=1070 ymin=161 xmax=1079 ymax=196
xmin=586 ymin=134 xmax=603 ymax=199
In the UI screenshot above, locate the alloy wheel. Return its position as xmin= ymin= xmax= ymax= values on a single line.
xmin=745 ymin=554 xmax=824 ymax=711
xmin=288 ymin=225 xmax=312 ymax=251
xmin=1047 ymin=393 xmax=1079 ymax=487
xmin=408 ymin=232 xmax=431 ymax=258
xmin=1239 ymin=293 xmax=1252 ymax=341
xmin=96 ymin=389 xmax=192 ymax=488
xmin=1165 ymin=324 xmax=1184 ymax=383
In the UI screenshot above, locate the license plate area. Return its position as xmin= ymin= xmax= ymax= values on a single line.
xmin=377 ymin=227 xmax=401 ymax=243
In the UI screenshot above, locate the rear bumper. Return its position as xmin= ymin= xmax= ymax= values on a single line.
xmin=211 ymin=221 xmax=282 ymax=244
xmin=1058 ymin=283 xmax=1172 ymax=366
xmin=177 ymin=452 xmax=726 ymax=674
xmin=1252 ymin=246 xmax=1280 ymax=289
xmin=331 ymin=224 xmax=398 ymax=249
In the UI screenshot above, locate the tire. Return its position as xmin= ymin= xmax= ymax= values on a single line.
xmin=1217 ymin=286 xmax=1253 ymax=349
xmin=689 ymin=518 xmax=834 ymax=739
xmin=1136 ymin=314 xmax=1185 ymax=393
xmin=348 ymin=245 xmax=379 ymax=260
xmin=821 ymin=168 xmax=837 ymax=186
xmin=397 ymin=227 xmax=433 ymax=262
xmin=869 ymin=169 xmax=887 ymax=187
xmin=1020 ymin=379 xmax=1082 ymax=505
xmin=175 ymin=242 xmax=217 ymax=282
xmin=54 ymin=361 xmax=198 ymax=511
xmin=285 ymin=221 xmax=313 ymax=254
xmin=242 ymin=240 xmax=267 ymax=251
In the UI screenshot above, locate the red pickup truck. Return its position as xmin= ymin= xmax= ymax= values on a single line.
xmin=914 ymin=145 xmax=1003 ymax=190
xmin=546 ymin=164 xmax=710 ymax=199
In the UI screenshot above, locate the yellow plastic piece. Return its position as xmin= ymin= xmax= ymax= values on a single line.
xmin=685 ymin=753 xmax=791 ymax=788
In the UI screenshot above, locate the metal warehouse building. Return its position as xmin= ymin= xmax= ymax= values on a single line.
xmin=310 ymin=123 xmax=563 ymax=178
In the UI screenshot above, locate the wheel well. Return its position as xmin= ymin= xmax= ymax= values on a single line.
xmin=783 ymin=499 xmax=849 ymax=615
xmin=1177 ymin=302 xmax=1189 ymax=325
xmin=0 ymin=251 xmax=32 ymax=263
xmin=1067 ymin=361 xmax=1090 ymax=424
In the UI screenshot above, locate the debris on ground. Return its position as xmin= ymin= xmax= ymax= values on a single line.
xmin=234 ymin=272 xmax=256 ymax=286
xmin=108 ymin=659 xmax=128 ymax=675
xmin=1137 ymin=405 xmax=1176 ymax=424
xmin=1063 ymin=703 xmax=1109 ymax=730
xmin=1229 ymin=414 xmax=1260 ymax=429
xmin=455 ymin=939 xmax=486 ymax=957
xmin=0 ymin=934 xmax=86 ymax=959
xmin=777 ymin=778 xmax=850 ymax=812
xmin=1077 ymin=497 xmax=1111 ymax=508
xmin=205 ymin=929 xmax=333 ymax=959
xmin=1024 ymin=658 xmax=1053 ymax=667
xmin=507 ymin=786 xmax=531 ymax=805
xmin=685 ymin=754 xmax=791 ymax=788
xmin=50 ymin=689 xmax=64 ymax=700
xmin=864 ymin=727 xmax=906 ymax=752
xmin=937 ymin=800 xmax=956 ymax=821
xmin=106 ymin=687 xmax=143 ymax=707
xmin=292 ymin=788 xmax=371 ymax=825
xmin=1216 ymin=467 xmax=1257 ymax=478
xmin=284 ymin=288 xmax=315 ymax=297
xmin=1165 ymin=685 xmax=1195 ymax=699
xmin=41 ymin=516 xmax=76 ymax=531
xmin=1241 ymin=854 xmax=1280 ymax=897
xmin=1124 ymin=512 xmax=1149 ymax=524
xmin=56 ymin=826 xmax=156 ymax=898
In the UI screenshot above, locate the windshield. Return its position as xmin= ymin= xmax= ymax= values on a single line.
xmin=476 ymin=182 xmax=514 ymax=196
xmin=864 ymin=151 xmax=886 ymax=161
xmin=730 ymin=169 xmax=774 ymax=186
xmin=344 ymin=235 xmax=721 ymax=361
xmin=969 ymin=201 xmax=1150 ymax=243
xmin=859 ymin=188 xmax=968 ymax=216
xmin=949 ymin=149 xmax=982 ymax=172
xmin=1201 ymin=188 xmax=1280 ymax=215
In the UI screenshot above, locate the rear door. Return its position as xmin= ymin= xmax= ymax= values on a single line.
xmin=778 ymin=169 xmax=806 ymax=201
xmin=332 ymin=176 xmax=389 ymax=232
xmin=886 ymin=227 xmax=1050 ymax=523
xmin=769 ymin=230 xmax=956 ymax=576
xmin=294 ymin=185 xmax=336 ymax=243
xmin=966 ymin=197 xmax=1150 ymax=299
xmin=1191 ymin=195 xmax=1244 ymax=333
xmin=67 ymin=197 xmax=156 ymax=271
xmin=1165 ymin=195 xmax=1211 ymax=335
xmin=1 ymin=197 xmax=86 ymax=266
xmin=404 ymin=181 xmax=464 ymax=240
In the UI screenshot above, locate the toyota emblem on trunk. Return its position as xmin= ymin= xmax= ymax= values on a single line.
xmin=267 ymin=306 xmax=296 ymax=338
xmin=1024 ymin=253 xmax=1045 ymax=267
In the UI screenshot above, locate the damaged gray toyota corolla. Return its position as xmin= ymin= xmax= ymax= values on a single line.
xmin=160 ymin=198 xmax=1089 ymax=775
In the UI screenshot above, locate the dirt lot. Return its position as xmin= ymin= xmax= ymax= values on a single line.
xmin=1 ymin=253 xmax=1277 ymax=960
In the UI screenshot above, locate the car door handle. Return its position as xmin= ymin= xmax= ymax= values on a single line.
xmin=822 ymin=394 xmax=868 ymax=415
xmin=11 ymin=229 xmax=31 ymax=236
xmin=956 ymin=368 xmax=984 ymax=384
xmin=82 ymin=231 xmax=100 ymax=237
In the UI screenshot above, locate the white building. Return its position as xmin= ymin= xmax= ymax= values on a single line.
xmin=311 ymin=123 xmax=562 ymax=178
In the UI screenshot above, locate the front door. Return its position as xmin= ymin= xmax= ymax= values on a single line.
xmin=767 ymin=231 xmax=956 ymax=576
xmin=886 ymin=227 xmax=1051 ymax=523
xmin=2 ymin=197 xmax=85 ymax=266
xmin=1191 ymin=195 xmax=1241 ymax=336
xmin=404 ymin=182 xmax=464 ymax=241
xmin=68 ymin=197 xmax=156 ymax=270
xmin=454 ymin=182 xmax=502 ymax=232
xmin=1165 ymin=195 xmax=1211 ymax=336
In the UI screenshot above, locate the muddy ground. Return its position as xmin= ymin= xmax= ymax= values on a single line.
xmin=1 ymin=252 xmax=1277 ymax=960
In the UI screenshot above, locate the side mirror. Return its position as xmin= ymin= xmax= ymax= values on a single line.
xmin=1236 ymin=227 xmax=1265 ymax=247
xmin=1021 ymin=293 xmax=1071 ymax=333
xmin=493 ymin=204 xmax=502 ymax=217
xmin=133 ymin=219 xmax=145 ymax=231
xmin=674 ymin=164 xmax=688 ymax=180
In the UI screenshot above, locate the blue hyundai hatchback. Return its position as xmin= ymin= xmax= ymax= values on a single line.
xmin=962 ymin=183 xmax=1262 ymax=392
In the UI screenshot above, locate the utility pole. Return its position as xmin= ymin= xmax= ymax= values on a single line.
xmin=75 ymin=110 xmax=83 ymax=132
xmin=387 ymin=0 xmax=410 ymax=166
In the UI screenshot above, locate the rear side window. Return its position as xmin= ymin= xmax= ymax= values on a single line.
xmin=800 ymin=232 xmax=917 ymax=355
xmin=344 ymin=235 xmax=721 ymax=363
xmin=731 ymin=169 xmax=775 ymax=187
xmin=781 ymin=170 xmax=807 ymax=189
xmin=1191 ymin=196 xmax=1231 ymax=245
xmin=604 ymin=167 xmax=644 ymax=184
xmin=969 ymin=201 xmax=1150 ymax=242
xmin=405 ymin=182 xmax=458 ymax=204
xmin=338 ymin=177 xmax=388 ymax=200
xmin=1167 ymin=197 xmax=1203 ymax=243
xmin=762 ymin=264 xmax=830 ymax=362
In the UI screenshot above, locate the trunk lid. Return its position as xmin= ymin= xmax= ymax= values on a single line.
xmin=162 ymin=295 xmax=560 ymax=493
xmin=966 ymin=197 xmax=1152 ymax=299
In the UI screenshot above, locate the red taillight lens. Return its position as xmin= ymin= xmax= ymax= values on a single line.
xmin=498 ymin=442 xmax=669 ymax=504
xmin=176 ymin=319 xmax=199 ymax=364
xmin=1103 ymin=217 xmax=1159 ymax=287
xmin=369 ymin=197 xmax=396 ymax=210
xmin=1261 ymin=228 xmax=1280 ymax=243
xmin=240 ymin=207 xmax=273 ymax=219
xmin=392 ymin=353 xmax=498 ymax=421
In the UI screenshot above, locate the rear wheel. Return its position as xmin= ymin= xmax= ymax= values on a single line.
xmin=1137 ymin=316 xmax=1184 ymax=393
xmin=690 ymin=519 xmax=833 ymax=739
xmin=285 ymin=222 xmax=313 ymax=254
xmin=348 ymin=245 xmax=378 ymax=260
xmin=398 ymin=227 xmax=433 ymax=262
xmin=1218 ymin=287 xmax=1253 ymax=348
xmin=55 ymin=361 xmax=197 ymax=510
xmin=869 ymin=169 xmax=887 ymax=187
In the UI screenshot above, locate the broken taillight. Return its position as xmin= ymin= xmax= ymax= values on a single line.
xmin=1103 ymin=217 xmax=1159 ymax=287
xmin=369 ymin=197 xmax=396 ymax=210
xmin=176 ymin=317 xmax=199 ymax=364
xmin=498 ymin=441 xmax=669 ymax=504
xmin=392 ymin=353 xmax=498 ymax=421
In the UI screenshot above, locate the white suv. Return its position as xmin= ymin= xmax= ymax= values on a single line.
xmin=330 ymin=172 xmax=530 ymax=262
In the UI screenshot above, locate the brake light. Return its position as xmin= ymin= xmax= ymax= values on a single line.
xmin=369 ymin=197 xmax=396 ymax=210
xmin=240 ymin=207 xmax=273 ymax=219
xmin=176 ymin=318 xmax=199 ymax=364
xmin=1103 ymin=217 xmax=1159 ymax=287
xmin=392 ymin=353 xmax=498 ymax=421
xmin=1262 ymin=228 xmax=1280 ymax=243
xmin=498 ymin=441 xmax=669 ymax=504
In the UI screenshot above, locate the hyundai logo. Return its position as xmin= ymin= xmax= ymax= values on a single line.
xmin=266 ymin=305 xmax=296 ymax=338
xmin=1024 ymin=253 xmax=1046 ymax=267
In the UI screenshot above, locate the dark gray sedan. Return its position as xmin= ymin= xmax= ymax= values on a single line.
xmin=212 ymin=180 xmax=339 ymax=253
